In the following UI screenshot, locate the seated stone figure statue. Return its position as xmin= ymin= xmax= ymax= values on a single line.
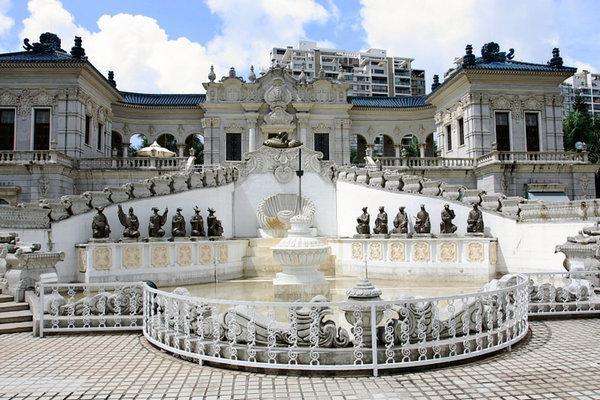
xmin=190 ymin=206 xmax=205 ymax=237
xmin=207 ymin=208 xmax=224 ymax=237
xmin=171 ymin=207 xmax=186 ymax=237
xmin=373 ymin=206 xmax=388 ymax=235
xmin=391 ymin=206 xmax=408 ymax=235
xmin=117 ymin=205 xmax=140 ymax=239
xmin=149 ymin=207 xmax=168 ymax=238
xmin=414 ymin=204 xmax=431 ymax=234
xmin=466 ymin=203 xmax=484 ymax=234
xmin=440 ymin=204 xmax=457 ymax=234
xmin=356 ymin=207 xmax=370 ymax=235
xmin=92 ymin=207 xmax=110 ymax=239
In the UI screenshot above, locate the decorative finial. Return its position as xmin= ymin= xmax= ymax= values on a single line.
xmin=462 ymin=44 xmax=475 ymax=67
xmin=248 ymin=65 xmax=256 ymax=82
xmin=70 ymin=36 xmax=86 ymax=59
xmin=208 ymin=65 xmax=216 ymax=82
xmin=107 ymin=70 xmax=116 ymax=88
xmin=298 ymin=67 xmax=307 ymax=84
xmin=431 ymin=74 xmax=441 ymax=91
xmin=228 ymin=66 xmax=236 ymax=78
xmin=548 ymin=47 xmax=563 ymax=68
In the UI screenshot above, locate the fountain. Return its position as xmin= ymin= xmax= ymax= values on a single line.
xmin=272 ymin=214 xmax=330 ymax=300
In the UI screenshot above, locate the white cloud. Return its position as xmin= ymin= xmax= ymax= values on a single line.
xmin=0 ymin=0 xmax=14 ymax=37
xmin=19 ymin=0 xmax=333 ymax=92
xmin=359 ymin=0 xmax=600 ymax=89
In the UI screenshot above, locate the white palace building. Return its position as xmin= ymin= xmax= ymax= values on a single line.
xmin=0 ymin=33 xmax=595 ymax=204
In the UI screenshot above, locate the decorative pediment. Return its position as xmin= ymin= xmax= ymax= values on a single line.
xmin=311 ymin=121 xmax=331 ymax=133
xmin=224 ymin=121 xmax=244 ymax=133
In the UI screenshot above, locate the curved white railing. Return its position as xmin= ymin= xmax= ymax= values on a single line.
xmin=526 ymin=271 xmax=600 ymax=316
xmin=141 ymin=276 xmax=529 ymax=375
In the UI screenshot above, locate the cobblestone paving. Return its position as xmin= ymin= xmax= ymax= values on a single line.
xmin=0 ymin=319 xmax=599 ymax=399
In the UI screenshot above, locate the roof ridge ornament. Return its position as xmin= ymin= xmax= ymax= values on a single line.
xmin=481 ymin=42 xmax=514 ymax=63
xmin=23 ymin=32 xmax=64 ymax=54
xmin=208 ymin=65 xmax=216 ymax=82
xmin=248 ymin=65 xmax=256 ymax=83
xmin=431 ymin=74 xmax=441 ymax=91
xmin=462 ymin=44 xmax=476 ymax=67
xmin=70 ymin=36 xmax=86 ymax=59
xmin=548 ymin=48 xmax=563 ymax=68
xmin=107 ymin=70 xmax=116 ymax=88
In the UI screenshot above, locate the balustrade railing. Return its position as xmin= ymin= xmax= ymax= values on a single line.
xmin=0 ymin=150 xmax=73 ymax=167
xmin=374 ymin=156 xmax=474 ymax=168
xmin=476 ymin=151 xmax=588 ymax=166
xmin=37 ymin=282 xmax=144 ymax=336
xmin=77 ymin=156 xmax=188 ymax=170
xmin=142 ymin=277 xmax=529 ymax=375
xmin=526 ymin=271 xmax=600 ymax=316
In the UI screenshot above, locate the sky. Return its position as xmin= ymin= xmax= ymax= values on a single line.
xmin=0 ymin=0 xmax=598 ymax=94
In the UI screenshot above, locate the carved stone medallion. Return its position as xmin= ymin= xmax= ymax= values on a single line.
xmin=466 ymin=242 xmax=484 ymax=263
xmin=412 ymin=242 xmax=430 ymax=262
xmin=368 ymin=242 xmax=383 ymax=261
xmin=389 ymin=241 xmax=405 ymax=262
xmin=92 ymin=246 xmax=112 ymax=271
xmin=176 ymin=244 xmax=192 ymax=267
xmin=122 ymin=246 xmax=142 ymax=269
xmin=199 ymin=244 xmax=213 ymax=264
xmin=439 ymin=242 xmax=457 ymax=263
xmin=151 ymin=245 xmax=170 ymax=268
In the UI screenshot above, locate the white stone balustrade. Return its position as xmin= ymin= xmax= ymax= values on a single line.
xmin=78 ymin=239 xmax=248 ymax=286
xmin=0 ymin=150 xmax=73 ymax=167
xmin=77 ymin=156 xmax=188 ymax=170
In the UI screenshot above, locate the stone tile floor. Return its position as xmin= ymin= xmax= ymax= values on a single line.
xmin=0 ymin=319 xmax=599 ymax=399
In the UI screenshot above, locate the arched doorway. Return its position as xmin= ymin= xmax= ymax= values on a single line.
xmin=111 ymin=131 xmax=124 ymax=157
xmin=156 ymin=133 xmax=178 ymax=154
xmin=351 ymin=134 xmax=367 ymax=165
xmin=128 ymin=133 xmax=148 ymax=156
xmin=401 ymin=134 xmax=419 ymax=157
xmin=382 ymin=135 xmax=395 ymax=157
xmin=425 ymin=133 xmax=436 ymax=157
xmin=184 ymin=134 xmax=204 ymax=164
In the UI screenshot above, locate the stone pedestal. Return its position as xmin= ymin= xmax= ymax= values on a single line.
xmin=272 ymin=215 xmax=330 ymax=301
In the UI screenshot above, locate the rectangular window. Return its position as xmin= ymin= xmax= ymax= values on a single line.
xmin=458 ymin=117 xmax=465 ymax=146
xmin=97 ymin=123 xmax=103 ymax=150
xmin=445 ymin=125 xmax=452 ymax=152
xmin=226 ymin=132 xmax=242 ymax=161
xmin=314 ymin=133 xmax=329 ymax=160
xmin=525 ymin=112 xmax=540 ymax=152
xmin=33 ymin=109 xmax=50 ymax=150
xmin=495 ymin=112 xmax=510 ymax=151
xmin=0 ymin=109 xmax=15 ymax=150
xmin=85 ymin=115 xmax=91 ymax=145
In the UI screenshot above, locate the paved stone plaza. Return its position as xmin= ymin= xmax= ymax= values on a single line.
xmin=0 ymin=319 xmax=598 ymax=399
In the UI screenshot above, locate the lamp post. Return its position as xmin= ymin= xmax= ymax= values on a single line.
xmin=296 ymin=147 xmax=304 ymax=216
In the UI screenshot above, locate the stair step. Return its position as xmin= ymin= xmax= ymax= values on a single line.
xmin=0 ymin=302 xmax=29 ymax=313
xmin=0 ymin=294 xmax=13 ymax=303
xmin=0 ymin=310 xmax=33 ymax=324
xmin=0 ymin=321 xmax=33 ymax=334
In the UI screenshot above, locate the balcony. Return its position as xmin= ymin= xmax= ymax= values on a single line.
xmin=77 ymin=156 xmax=189 ymax=170
xmin=0 ymin=150 xmax=74 ymax=167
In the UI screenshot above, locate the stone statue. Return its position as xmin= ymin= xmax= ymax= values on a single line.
xmin=171 ymin=207 xmax=186 ymax=237
xmin=117 ymin=205 xmax=140 ymax=239
xmin=391 ymin=206 xmax=409 ymax=235
xmin=207 ymin=208 xmax=224 ymax=237
xmin=263 ymin=131 xmax=302 ymax=148
xmin=356 ymin=207 xmax=370 ymax=235
xmin=414 ymin=204 xmax=431 ymax=234
xmin=91 ymin=207 xmax=110 ymax=239
xmin=190 ymin=206 xmax=205 ymax=237
xmin=467 ymin=203 xmax=484 ymax=234
xmin=373 ymin=206 xmax=388 ymax=235
xmin=149 ymin=207 xmax=168 ymax=238
xmin=440 ymin=204 xmax=457 ymax=234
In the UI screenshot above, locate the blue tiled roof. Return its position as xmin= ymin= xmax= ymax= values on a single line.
xmin=0 ymin=50 xmax=77 ymax=62
xmin=119 ymin=92 xmax=206 ymax=107
xmin=349 ymin=95 xmax=430 ymax=108
xmin=463 ymin=59 xmax=577 ymax=73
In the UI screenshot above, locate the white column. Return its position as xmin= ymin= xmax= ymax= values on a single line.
xmin=300 ymin=127 xmax=308 ymax=144
xmin=248 ymin=127 xmax=256 ymax=152
xmin=394 ymin=144 xmax=401 ymax=158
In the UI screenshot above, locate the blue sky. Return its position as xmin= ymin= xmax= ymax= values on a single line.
xmin=0 ymin=0 xmax=598 ymax=93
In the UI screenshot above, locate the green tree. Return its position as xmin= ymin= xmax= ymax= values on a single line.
xmin=563 ymin=96 xmax=600 ymax=163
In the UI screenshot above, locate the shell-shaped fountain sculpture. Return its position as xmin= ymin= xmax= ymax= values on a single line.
xmin=256 ymin=193 xmax=316 ymax=238
xmin=272 ymin=214 xmax=330 ymax=300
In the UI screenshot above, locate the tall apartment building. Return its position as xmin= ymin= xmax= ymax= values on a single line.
xmin=561 ymin=70 xmax=600 ymax=115
xmin=270 ymin=41 xmax=426 ymax=97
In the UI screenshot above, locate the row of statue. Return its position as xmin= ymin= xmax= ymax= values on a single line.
xmin=356 ymin=203 xmax=484 ymax=236
xmin=91 ymin=205 xmax=224 ymax=240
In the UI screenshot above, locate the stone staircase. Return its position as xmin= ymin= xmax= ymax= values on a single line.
xmin=0 ymin=293 xmax=33 ymax=334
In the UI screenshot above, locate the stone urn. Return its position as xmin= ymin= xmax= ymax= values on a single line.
xmin=342 ymin=278 xmax=382 ymax=348
xmin=272 ymin=214 xmax=330 ymax=300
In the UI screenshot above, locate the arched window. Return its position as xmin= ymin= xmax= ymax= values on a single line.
xmin=184 ymin=134 xmax=204 ymax=164
xmin=128 ymin=133 xmax=148 ymax=156
xmin=401 ymin=134 xmax=419 ymax=157
xmin=156 ymin=133 xmax=178 ymax=153
xmin=111 ymin=131 xmax=124 ymax=157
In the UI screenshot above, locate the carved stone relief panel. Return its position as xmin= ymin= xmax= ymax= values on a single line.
xmin=351 ymin=242 xmax=364 ymax=261
xmin=92 ymin=246 xmax=112 ymax=271
xmin=466 ymin=242 xmax=484 ymax=263
xmin=412 ymin=241 xmax=430 ymax=262
xmin=122 ymin=246 xmax=142 ymax=269
xmin=176 ymin=244 xmax=193 ymax=267
xmin=439 ymin=242 xmax=458 ymax=263
xmin=368 ymin=242 xmax=383 ymax=261
xmin=389 ymin=241 xmax=405 ymax=262
xmin=151 ymin=245 xmax=170 ymax=268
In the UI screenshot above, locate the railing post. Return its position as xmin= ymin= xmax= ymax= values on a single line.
xmin=370 ymin=303 xmax=378 ymax=377
xmin=38 ymin=283 xmax=44 ymax=338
